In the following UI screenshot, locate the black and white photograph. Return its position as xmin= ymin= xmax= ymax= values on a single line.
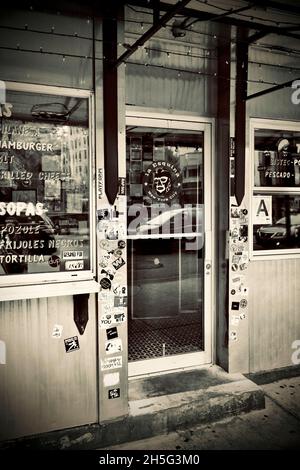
xmin=0 ymin=0 xmax=300 ymax=463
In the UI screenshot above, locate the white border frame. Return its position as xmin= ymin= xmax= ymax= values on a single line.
xmin=0 ymin=81 xmax=96 ymax=287
xmin=250 ymin=118 xmax=300 ymax=261
xmin=125 ymin=110 xmax=215 ymax=377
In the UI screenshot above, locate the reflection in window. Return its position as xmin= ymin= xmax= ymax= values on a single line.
xmin=252 ymin=125 xmax=300 ymax=254
xmin=254 ymin=129 xmax=300 ymax=188
xmin=0 ymin=90 xmax=90 ymax=276
xmin=254 ymin=195 xmax=300 ymax=250
xmin=126 ymin=128 xmax=203 ymax=236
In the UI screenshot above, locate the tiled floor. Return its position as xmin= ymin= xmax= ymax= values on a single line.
xmin=128 ymin=313 xmax=203 ymax=361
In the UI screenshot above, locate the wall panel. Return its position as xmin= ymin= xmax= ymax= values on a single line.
xmin=0 ymin=295 xmax=97 ymax=440
xmin=248 ymin=260 xmax=300 ymax=372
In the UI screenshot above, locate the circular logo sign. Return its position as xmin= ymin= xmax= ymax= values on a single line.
xmin=48 ymin=255 xmax=60 ymax=268
xmin=143 ymin=161 xmax=181 ymax=202
xmin=100 ymin=278 xmax=111 ymax=290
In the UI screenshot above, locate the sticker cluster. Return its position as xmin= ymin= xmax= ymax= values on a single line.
xmin=229 ymin=196 xmax=249 ymax=342
xmin=97 ymin=200 xmax=127 ymax=401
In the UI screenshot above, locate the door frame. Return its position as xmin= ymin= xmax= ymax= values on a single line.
xmin=125 ymin=109 xmax=216 ymax=377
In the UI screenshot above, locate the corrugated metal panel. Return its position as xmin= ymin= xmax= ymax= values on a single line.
xmin=124 ymin=7 xmax=218 ymax=114
xmin=126 ymin=61 xmax=217 ymax=114
xmin=0 ymin=295 xmax=97 ymax=441
xmin=246 ymin=44 xmax=300 ymax=373
xmin=248 ymin=45 xmax=300 ymax=121
xmin=248 ymin=260 xmax=300 ymax=372
xmin=0 ymin=8 xmax=93 ymax=89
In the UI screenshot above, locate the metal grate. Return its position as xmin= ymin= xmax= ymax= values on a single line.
xmin=128 ymin=313 xmax=203 ymax=361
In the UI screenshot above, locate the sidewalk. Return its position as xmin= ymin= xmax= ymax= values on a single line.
xmin=102 ymin=376 xmax=300 ymax=450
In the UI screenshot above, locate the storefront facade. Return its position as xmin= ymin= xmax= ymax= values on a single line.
xmin=0 ymin=0 xmax=300 ymax=444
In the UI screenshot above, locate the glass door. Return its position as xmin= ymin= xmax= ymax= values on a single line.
xmin=126 ymin=115 xmax=213 ymax=376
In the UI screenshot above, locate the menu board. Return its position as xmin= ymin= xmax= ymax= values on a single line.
xmin=0 ymin=97 xmax=90 ymax=277
xmin=254 ymin=129 xmax=300 ymax=187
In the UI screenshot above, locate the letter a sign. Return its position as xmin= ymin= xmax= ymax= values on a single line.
xmin=252 ymin=196 xmax=272 ymax=224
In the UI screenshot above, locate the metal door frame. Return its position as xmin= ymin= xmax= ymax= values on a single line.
xmin=125 ymin=110 xmax=215 ymax=377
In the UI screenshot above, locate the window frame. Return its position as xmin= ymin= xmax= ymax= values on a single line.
xmin=250 ymin=118 xmax=300 ymax=260
xmin=0 ymin=81 xmax=96 ymax=289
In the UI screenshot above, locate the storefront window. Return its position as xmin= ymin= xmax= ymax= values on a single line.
xmin=254 ymin=194 xmax=300 ymax=250
xmin=254 ymin=128 xmax=300 ymax=188
xmin=252 ymin=123 xmax=300 ymax=254
xmin=0 ymin=86 xmax=92 ymax=280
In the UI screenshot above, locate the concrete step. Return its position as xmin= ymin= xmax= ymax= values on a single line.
xmin=96 ymin=366 xmax=265 ymax=449
xmin=0 ymin=366 xmax=265 ymax=450
xmin=123 ymin=366 xmax=265 ymax=446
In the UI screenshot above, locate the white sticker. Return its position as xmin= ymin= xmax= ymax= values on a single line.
xmin=99 ymin=291 xmax=114 ymax=302
xmin=100 ymin=310 xmax=126 ymax=328
xmin=232 ymin=275 xmax=245 ymax=284
xmin=103 ymin=372 xmax=120 ymax=387
xmin=112 ymin=284 xmax=127 ymax=296
xmin=103 ymin=298 xmax=115 ymax=310
xmin=65 ymin=260 xmax=84 ymax=271
xmin=231 ymin=315 xmax=240 ymax=326
xmin=62 ymin=251 xmax=83 ymax=260
xmin=252 ymin=195 xmax=272 ymax=225
xmin=100 ymin=314 xmax=113 ymax=328
xmin=52 ymin=324 xmax=63 ymax=339
xmin=105 ymin=338 xmax=123 ymax=355
xmin=113 ymin=311 xmax=126 ymax=324
xmin=101 ymin=356 xmax=122 ymax=371
xmin=99 ymin=221 xmax=126 ymax=240
xmin=0 ymin=340 xmax=6 ymax=365
xmin=231 ymin=218 xmax=240 ymax=227
xmin=232 ymin=255 xmax=241 ymax=264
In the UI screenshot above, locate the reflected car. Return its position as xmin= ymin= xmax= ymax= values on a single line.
xmin=256 ymin=214 xmax=300 ymax=248
xmin=132 ymin=207 xmax=203 ymax=236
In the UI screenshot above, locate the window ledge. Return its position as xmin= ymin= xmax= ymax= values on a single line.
xmin=0 ymin=280 xmax=100 ymax=302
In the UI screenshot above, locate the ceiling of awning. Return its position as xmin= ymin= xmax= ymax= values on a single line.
xmin=126 ymin=0 xmax=300 ymax=41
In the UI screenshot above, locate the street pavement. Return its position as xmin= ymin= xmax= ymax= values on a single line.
xmin=102 ymin=376 xmax=300 ymax=450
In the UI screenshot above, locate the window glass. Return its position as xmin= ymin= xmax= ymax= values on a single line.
xmin=253 ymin=194 xmax=300 ymax=251
xmin=252 ymin=124 xmax=300 ymax=254
xmin=126 ymin=128 xmax=204 ymax=236
xmin=254 ymin=128 xmax=300 ymax=188
xmin=0 ymin=89 xmax=91 ymax=277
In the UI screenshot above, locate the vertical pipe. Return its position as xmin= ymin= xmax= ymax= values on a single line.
xmin=103 ymin=4 xmax=119 ymax=205
xmin=216 ymin=24 xmax=231 ymax=371
xmin=235 ymin=27 xmax=248 ymax=206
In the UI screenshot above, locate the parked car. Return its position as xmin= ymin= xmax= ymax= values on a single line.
xmin=128 ymin=206 xmax=203 ymax=255
xmin=256 ymin=213 xmax=300 ymax=248
xmin=132 ymin=206 xmax=203 ymax=236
